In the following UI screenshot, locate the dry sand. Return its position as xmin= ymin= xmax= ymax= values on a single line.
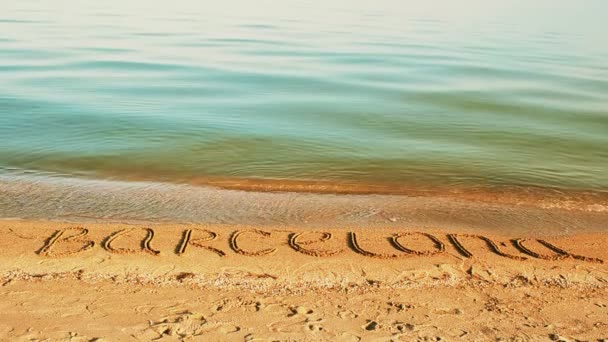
xmin=0 ymin=219 xmax=607 ymax=341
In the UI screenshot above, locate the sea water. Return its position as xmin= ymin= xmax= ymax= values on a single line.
xmin=1 ymin=0 xmax=607 ymax=193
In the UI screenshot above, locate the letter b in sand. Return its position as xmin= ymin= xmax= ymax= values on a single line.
xmin=38 ymin=227 xmax=95 ymax=257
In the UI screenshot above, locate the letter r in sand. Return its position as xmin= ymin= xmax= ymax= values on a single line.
xmin=177 ymin=229 xmax=225 ymax=256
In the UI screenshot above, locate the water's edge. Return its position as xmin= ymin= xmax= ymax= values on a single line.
xmin=2 ymin=172 xmax=607 ymax=236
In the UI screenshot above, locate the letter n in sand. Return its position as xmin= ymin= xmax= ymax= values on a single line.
xmin=513 ymin=238 xmax=603 ymax=264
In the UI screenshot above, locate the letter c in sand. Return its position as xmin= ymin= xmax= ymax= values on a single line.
xmin=230 ymin=230 xmax=276 ymax=256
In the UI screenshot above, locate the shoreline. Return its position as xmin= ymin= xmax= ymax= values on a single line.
xmin=1 ymin=219 xmax=607 ymax=340
xmin=2 ymin=173 xmax=608 ymax=237
xmin=2 ymin=176 xmax=608 ymax=339
xmin=3 ymin=168 xmax=608 ymax=201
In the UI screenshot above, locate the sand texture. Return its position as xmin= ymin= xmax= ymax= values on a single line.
xmin=0 ymin=219 xmax=606 ymax=341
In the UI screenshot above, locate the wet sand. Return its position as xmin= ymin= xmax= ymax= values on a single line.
xmin=1 ymin=219 xmax=607 ymax=340
xmin=2 ymin=173 xmax=608 ymax=236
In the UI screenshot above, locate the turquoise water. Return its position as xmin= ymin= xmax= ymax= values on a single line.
xmin=1 ymin=0 xmax=608 ymax=192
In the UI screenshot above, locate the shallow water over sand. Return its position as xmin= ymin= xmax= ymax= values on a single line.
xmin=1 ymin=172 xmax=607 ymax=236
xmin=1 ymin=0 xmax=608 ymax=192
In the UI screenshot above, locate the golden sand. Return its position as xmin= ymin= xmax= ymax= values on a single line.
xmin=0 ymin=219 xmax=607 ymax=340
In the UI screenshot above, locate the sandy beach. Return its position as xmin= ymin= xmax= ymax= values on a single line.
xmin=2 ymin=0 xmax=608 ymax=340
xmin=0 ymin=219 xmax=607 ymax=341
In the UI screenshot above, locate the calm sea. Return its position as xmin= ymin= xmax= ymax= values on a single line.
xmin=1 ymin=0 xmax=607 ymax=194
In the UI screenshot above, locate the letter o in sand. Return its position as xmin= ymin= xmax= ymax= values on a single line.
xmin=391 ymin=232 xmax=445 ymax=256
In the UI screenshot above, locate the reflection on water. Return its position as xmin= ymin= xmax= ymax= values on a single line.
xmin=1 ymin=0 xmax=607 ymax=192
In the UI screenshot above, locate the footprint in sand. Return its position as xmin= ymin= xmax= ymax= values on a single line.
xmin=268 ymin=305 xmax=325 ymax=334
xmin=337 ymin=309 xmax=358 ymax=319
xmin=133 ymin=311 xmax=240 ymax=340
xmin=390 ymin=321 xmax=415 ymax=336
xmin=336 ymin=304 xmax=359 ymax=319
xmin=385 ymin=301 xmax=414 ymax=314
xmin=287 ymin=305 xmax=315 ymax=317
xmin=212 ymin=298 xmax=263 ymax=313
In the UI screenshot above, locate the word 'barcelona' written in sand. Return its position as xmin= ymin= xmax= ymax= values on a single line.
xmin=35 ymin=227 xmax=604 ymax=264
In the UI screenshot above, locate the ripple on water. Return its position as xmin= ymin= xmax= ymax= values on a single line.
xmin=0 ymin=0 xmax=607 ymax=193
